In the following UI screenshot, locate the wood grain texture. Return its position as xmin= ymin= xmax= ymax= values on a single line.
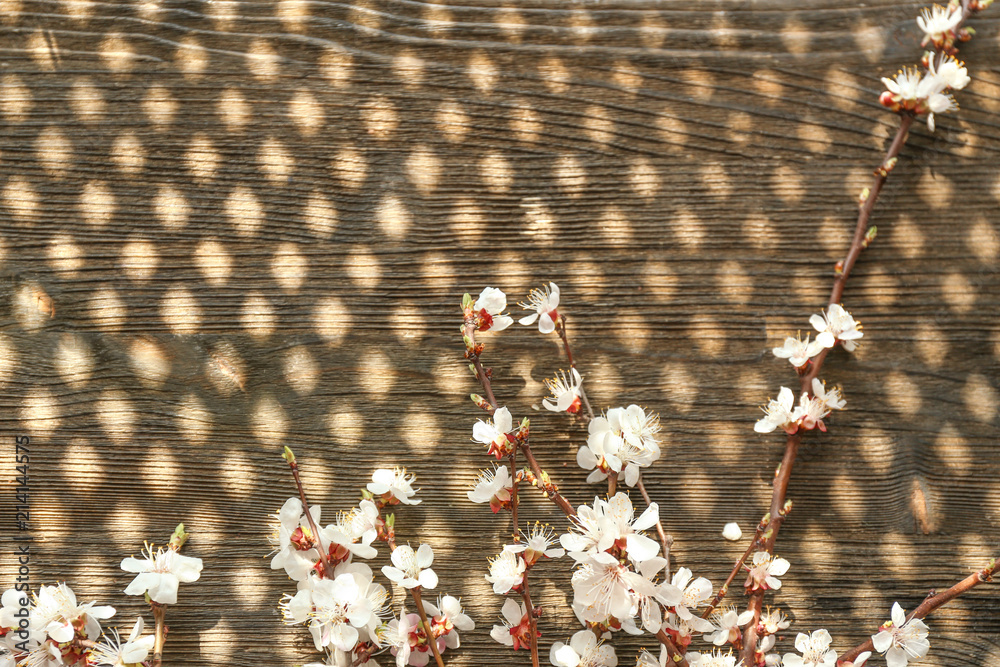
xmin=0 ymin=0 xmax=998 ymax=665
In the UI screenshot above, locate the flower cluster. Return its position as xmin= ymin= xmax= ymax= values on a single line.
xmin=578 ymin=405 xmax=661 ymax=487
xmin=754 ymin=378 xmax=846 ymax=435
xmin=386 ymin=597 xmax=475 ymax=667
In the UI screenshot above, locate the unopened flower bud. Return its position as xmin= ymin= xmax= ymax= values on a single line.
xmin=858 ymin=187 xmax=870 ymax=205
xmin=282 ymin=446 xmax=296 ymax=464
xmin=169 ymin=523 xmax=190 ymax=550
xmin=782 ymin=499 xmax=793 ymax=515
xmin=470 ymin=393 xmax=491 ymax=411
xmin=834 ymin=260 xmax=844 ymax=275
xmin=386 ymin=513 xmax=395 ymax=528
xmin=862 ymin=225 xmax=878 ymax=249
xmin=462 ymin=292 xmax=474 ymax=310
xmin=463 ymin=334 xmax=475 ymax=352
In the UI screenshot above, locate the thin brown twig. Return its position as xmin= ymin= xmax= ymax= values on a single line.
xmin=557 ymin=315 xmax=595 ymax=421
xmin=150 ymin=603 xmax=166 ymax=667
xmin=521 ymin=574 xmax=541 ymax=667
xmin=702 ymin=518 xmax=767 ymax=620
xmin=287 ymin=459 xmax=334 ymax=579
xmin=839 ymin=558 xmax=999 ymax=664
xmin=636 ymin=474 xmax=673 ymax=577
xmin=410 ymin=587 xmax=446 ymax=667
xmin=520 ymin=441 xmax=576 ymax=517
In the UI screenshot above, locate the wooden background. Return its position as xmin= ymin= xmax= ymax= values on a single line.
xmin=0 ymin=0 xmax=998 ymax=664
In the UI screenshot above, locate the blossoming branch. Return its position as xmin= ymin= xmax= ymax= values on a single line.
xmin=0 ymin=524 xmax=202 ymax=667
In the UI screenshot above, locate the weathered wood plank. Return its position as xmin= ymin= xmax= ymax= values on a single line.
xmin=0 ymin=0 xmax=998 ymax=665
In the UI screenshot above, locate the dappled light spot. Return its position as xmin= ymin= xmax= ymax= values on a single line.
xmin=407 ymin=148 xmax=440 ymax=194
xmin=111 ymin=132 xmax=145 ymax=174
xmin=345 ymin=246 xmax=381 ymax=288
xmin=302 ymin=191 xmax=337 ymax=238
xmin=656 ymin=114 xmax=687 ymax=152
xmin=0 ymin=0 xmax=21 ymax=23
xmin=176 ymin=392 xmax=212 ymax=447
xmin=402 ymin=410 xmax=438 ymax=455
xmin=0 ymin=333 xmax=16 ymax=385
xmin=0 ymin=74 xmax=31 ymax=122
xmin=89 ymin=286 xmax=127 ymax=331
xmin=520 ymin=196 xmax=556 ymax=246
xmin=259 ymin=137 xmax=294 ymax=183
xmin=47 ymin=234 xmax=84 ymax=275
xmin=137 ymin=444 xmax=180 ymax=495
xmin=359 ymin=350 xmax=394 ymax=400
xmin=432 ymin=355 xmax=466 ymax=398
xmin=701 ymin=163 xmax=731 ymax=198
xmin=798 ymin=120 xmax=832 ymax=155
xmin=96 ymin=390 xmax=135 ymax=444
xmin=966 ymin=217 xmax=998 ymax=261
xmin=60 ymin=440 xmax=101 ymax=497
xmin=161 ymin=285 xmax=201 ymax=335
xmin=824 ymin=67 xmax=861 ymax=111
xmin=363 ymin=95 xmax=398 ymax=138
xmin=817 ymin=215 xmax=851 ymax=254
xmin=716 ymin=260 xmax=752 ymax=303
xmin=129 ymin=338 xmax=171 ymax=387
xmin=913 ymin=322 xmax=949 ymax=368
xmin=889 ymin=215 xmax=923 ymax=259
xmin=681 ymin=67 xmax=715 ymax=101
xmin=780 ymin=18 xmax=811 ymax=55
xmin=391 ymin=301 xmax=422 ymax=343
xmin=155 ymin=185 xmax=190 ymax=229
xmin=962 ymin=373 xmax=997 ymax=423
xmin=247 ymin=39 xmax=281 ymax=80
xmin=220 ymin=452 xmax=257 ymax=501
xmin=186 ymin=133 xmax=220 ymax=181
xmin=288 ymin=90 xmax=323 ymax=135
xmin=829 ymin=472 xmax=866 ymax=521
xmin=195 ymin=239 xmax=231 ymax=285
xmin=209 ymin=0 xmax=239 ymax=29
xmin=283 ymin=345 xmax=319 ymax=395
xmin=566 ymin=257 xmax=605 ymax=296
xmin=176 ymin=35 xmax=208 ymax=77
xmin=583 ymin=105 xmax=613 ymax=145
xmin=277 ymin=0 xmax=310 ymax=30
xmin=241 ymin=292 xmax=276 ymax=339
xmin=334 ymin=145 xmax=367 ymax=189
xmin=540 ymin=56 xmax=570 ymax=93
xmin=917 ymin=169 xmax=952 ymax=209
xmin=496 ymin=251 xmax=530 ymax=282
xmin=4 ymin=176 xmax=39 ymax=223
xmin=54 ymin=333 xmax=92 ymax=388
xmin=752 ymin=70 xmax=784 ymax=104
xmin=437 ymin=101 xmax=469 ymax=142
xmin=319 ymin=48 xmax=353 ymax=87
xmin=555 ymin=155 xmax=586 ymax=195
xmin=420 ymin=251 xmax=453 ymax=293
xmin=933 ymin=422 xmax=973 ymax=471
xmin=628 ymin=158 xmax=659 ymax=201
xmin=36 ymin=126 xmax=73 ymax=177
xmin=226 ymin=185 xmax=265 ymax=237
xmin=218 ymin=88 xmax=251 ymax=130
xmin=674 ymin=208 xmax=704 ymax=248
xmin=863 ymin=273 xmax=898 ymax=307
xmin=588 ymin=353 xmax=623 ymax=399
xmin=207 ymin=341 xmax=247 ymax=394
xmin=14 ymin=282 xmax=54 ymax=331
xmin=71 ymin=77 xmax=105 ymax=122
xmin=851 ymin=18 xmax=885 ymax=63
xmin=467 ymin=51 xmax=497 ymax=92
xmin=480 ymin=152 xmax=513 ymax=193
xmin=119 ymin=239 xmax=160 ymax=281
xmin=510 ymin=102 xmax=540 ymax=144
xmin=272 ymin=242 xmax=308 ymax=292
xmin=393 ymin=50 xmax=425 ymax=88
xmin=597 ymin=205 xmax=633 ymax=247
xmin=641 ymin=261 xmax=676 ymax=301
xmin=690 ymin=316 xmax=724 ymax=357
xmin=100 ymin=34 xmax=137 ymax=73
xmin=941 ymin=272 xmax=975 ymax=312
xmin=28 ymin=30 xmax=57 ymax=70
xmin=883 ymin=371 xmax=922 ymax=416
xmin=348 ymin=0 xmax=380 ymax=31
xmin=615 ymin=307 xmax=649 ymax=353
xmin=143 ymin=85 xmax=178 ymax=128
xmin=726 ymin=110 xmax=753 ymax=144
xmin=62 ymin=0 xmax=92 ymax=20
xmin=376 ymin=194 xmax=411 ymax=239
xmin=326 ymin=410 xmax=364 ymax=448
xmin=313 ymin=295 xmax=350 ymax=343
xmin=422 ymin=2 xmax=452 ymax=36
xmin=21 ymin=387 xmax=60 ymax=438
xmin=612 ymin=62 xmax=642 ymax=93
xmin=743 ymin=212 xmax=776 ymax=248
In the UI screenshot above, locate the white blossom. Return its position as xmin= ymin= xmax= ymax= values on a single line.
xmin=23 ymin=583 xmax=115 ymax=644
xmin=121 ymin=545 xmax=203 ymax=605
xmin=386 ymin=605 xmax=412 ymax=667
xmin=519 ymin=282 xmax=560 ymax=334
xmin=754 ymin=387 xmax=799 ymax=435
xmin=485 ymin=550 xmax=526 ymax=594
xmin=549 ymin=629 xmax=618 ymax=667
xmin=570 ymin=552 xmax=657 ymax=625
xmin=929 ymin=56 xmax=970 ymax=91
xmin=382 ymin=544 xmax=438 ymax=590
xmin=658 ymin=568 xmax=714 ymax=632
xmin=810 ymin=304 xmax=863 ymax=351
xmin=811 ymin=378 xmax=846 ymax=412
xmin=916 ymin=4 xmax=962 ymax=47
xmin=772 ymin=334 xmax=824 ymax=368
xmin=424 ymin=595 xmax=475 ymax=650
xmin=467 ymin=464 xmax=513 ymax=512
xmin=560 ymin=493 xmax=660 ymax=564
xmin=291 ymin=570 xmax=378 ymax=652
xmin=760 ymin=607 xmax=791 ymax=635
xmin=505 ymin=523 xmax=565 ymax=565
xmin=472 ymin=407 xmax=514 ymax=458
xmin=90 ymin=617 xmax=155 ymax=667
xmin=747 ymin=552 xmax=790 ymax=591
xmin=368 ymin=468 xmax=421 ymax=505
xmin=636 ymin=647 xmax=667 ymax=667
xmin=474 ymin=287 xmax=514 ymax=332
xmin=543 ymin=368 xmax=584 ymax=413
xmin=722 ymin=523 xmax=742 ymax=541
xmin=270 ymin=497 xmax=325 ymax=581
xmin=490 ymin=598 xmax=533 ymax=650
xmin=703 ymin=606 xmax=755 ymax=647
xmin=871 ymin=603 xmax=930 ymax=667
xmin=584 ymin=406 xmax=661 ymax=486
xmin=685 ymin=649 xmax=741 ymax=667
xmin=783 ymin=629 xmax=837 ymax=667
